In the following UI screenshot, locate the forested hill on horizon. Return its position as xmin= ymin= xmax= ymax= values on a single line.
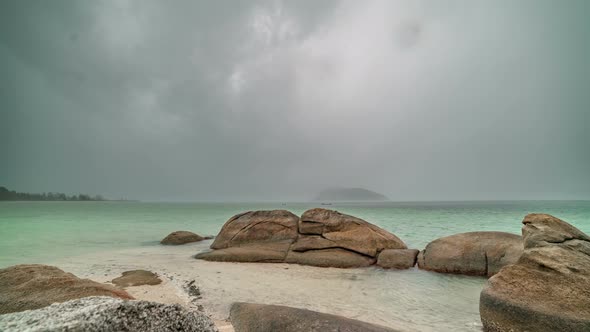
xmin=0 ymin=186 xmax=110 ymax=201
xmin=314 ymin=188 xmax=389 ymax=202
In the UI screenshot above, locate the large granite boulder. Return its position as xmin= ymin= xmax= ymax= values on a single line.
xmin=297 ymin=208 xmax=407 ymax=257
xmin=111 ymin=270 xmax=162 ymax=287
xmin=161 ymin=231 xmax=205 ymax=245
xmin=230 ymin=302 xmax=399 ymax=332
xmin=0 ymin=264 xmax=133 ymax=314
xmin=480 ymin=214 xmax=590 ymax=332
xmin=377 ymin=249 xmax=419 ymax=269
xmin=0 ymin=296 xmax=218 ymax=332
xmin=210 ymin=210 xmax=299 ymax=249
xmin=417 ymin=231 xmax=522 ymax=277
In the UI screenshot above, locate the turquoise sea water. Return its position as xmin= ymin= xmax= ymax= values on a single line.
xmin=1 ymin=200 xmax=589 ymax=268
xmin=1 ymin=201 xmax=589 ymax=331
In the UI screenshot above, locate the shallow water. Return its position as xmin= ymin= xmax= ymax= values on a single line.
xmin=1 ymin=201 xmax=589 ymax=331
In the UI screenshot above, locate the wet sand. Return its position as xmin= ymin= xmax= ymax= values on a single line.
xmin=49 ymin=240 xmax=485 ymax=332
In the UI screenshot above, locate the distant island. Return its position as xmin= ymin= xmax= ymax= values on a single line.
xmin=314 ymin=188 xmax=389 ymax=202
xmin=0 ymin=186 xmax=109 ymax=201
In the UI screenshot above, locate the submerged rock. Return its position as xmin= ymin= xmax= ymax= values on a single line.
xmin=417 ymin=232 xmax=522 ymax=277
xmin=0 ymin=296 xmax=218 ymax=332
xmin=196 ymin=208 xmax=407 ymax=268
xmin=111 ymin=270 xmax=162 ymax=287
xmin=480 ymin=214 xmax=590 ymax=332
xmin=210 ymin=210 xmax=299 ymax=249
xmin=0 ymin=264 xmax=133 ymax=314
xmin=230 ymin=302 xmax=399 ymax=332
xmin=377 ymin=249 xmax=419 ymax=269
xmin=161 ymin=231 xmax=205 ymax=245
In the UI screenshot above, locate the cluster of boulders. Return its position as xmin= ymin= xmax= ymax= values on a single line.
xmin=479 ymin=213 xmax=590 ymax=331
xmin=194 ymin=208 xmax=590 ymax=331
xmin=195 ymin=208 xmax=416 ymax=269
xmin=194 ymin=208 xmax=523 ymax=274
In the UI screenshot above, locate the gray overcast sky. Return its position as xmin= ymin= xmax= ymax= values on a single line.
xmin=1 ymin=0 xmax=589 ymax=201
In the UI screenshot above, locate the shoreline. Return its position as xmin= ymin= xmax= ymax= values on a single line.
xmin=45 ymin=241 xmax=485 ymax=332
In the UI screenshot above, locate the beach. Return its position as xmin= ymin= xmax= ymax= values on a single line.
xmin=2 ymin=201 xmax=590 ymax=331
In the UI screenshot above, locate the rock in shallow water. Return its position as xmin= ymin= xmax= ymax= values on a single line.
xmin=197 ymin=208 xmax=407 ymax=268
xmin=230 ymin=302 xmax=399 ymax=332
xmin=161 ymin=231 xmax=205 ymax=245
xmin=479 ymin=214 xmax=590 ymax=332
xmin=0 ymin=296 xmax=218 ymax=332
xmin=417 ymin=231 xmax=522 ymax=277
xmin=377 ymin=249 xmax=419 ymax=269
xmin=0 ymin=264 xmax=133 ymax=314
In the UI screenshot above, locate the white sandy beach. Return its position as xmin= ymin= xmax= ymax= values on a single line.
xmin=48 ymin=240 xmax=485 ymax=332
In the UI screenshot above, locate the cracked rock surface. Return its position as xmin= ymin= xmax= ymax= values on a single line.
xmin=480 ymin=213 xmax=590 ymax=332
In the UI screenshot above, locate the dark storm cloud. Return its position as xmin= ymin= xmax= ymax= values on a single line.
xmin=1 ymin=0 xmax=589 ymax=201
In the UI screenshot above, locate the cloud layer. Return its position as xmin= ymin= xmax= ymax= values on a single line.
xmin=1 ymin=0 xmax=589 ymax=201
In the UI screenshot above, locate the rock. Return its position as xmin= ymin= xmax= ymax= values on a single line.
xmin=480 ymin=214 xmax=590 ymax=332
xmin=196 ymin=240 xmax=293 ymax=263
xmin=111 ymin=270 xmax=162 ymax=287
xmin=210 ymin=210 xmax=299 ymax=249
xmin=0 ymin=296 xmax=218 ymax=332
xmin=161 ymin=231 xmax=205 ymax=245
xmin=297 ymin=208 xmax=407 ymax=257
xmin=417 ymin=231 xmax=522 ymax=277
xmin=285 ymin=248 xmax=376 ymax=268
xmin=377 ymin=249 xmax=419 ymax=269
xmin=196 ymin=208 xmax=408 ymax=268
xmin=230 ymin=302 xmax=399 ymax=332
xmin=0 ymin=264 xmax=133 ymax=314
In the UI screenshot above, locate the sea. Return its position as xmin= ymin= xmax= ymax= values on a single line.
xmin=1 ymin=200 xmax=589 ymax=331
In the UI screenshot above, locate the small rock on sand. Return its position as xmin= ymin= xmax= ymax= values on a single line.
xmin=111 ymin=270 xmax=162 ymax=287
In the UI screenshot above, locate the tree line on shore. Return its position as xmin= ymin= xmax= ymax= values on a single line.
xmin=0 ymin=186 xmax=106 ymax=201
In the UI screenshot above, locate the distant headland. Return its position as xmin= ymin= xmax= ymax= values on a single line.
xmin=0 ymin=186 xmax=131 ymax=201
xmin=314 ymin=187 xmax=389 ymax=202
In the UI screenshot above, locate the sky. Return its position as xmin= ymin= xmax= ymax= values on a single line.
xmin=1 ymin=0 xmax=589 ymax=201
